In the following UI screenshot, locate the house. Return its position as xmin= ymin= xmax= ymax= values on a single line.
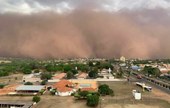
xmin=53 ymin=80 xmax=75 ymax=96
xmin=22 ymin=73 xmax=41 ymax=83
xmin=52 ymin=73 xmax=66 ymax=80
xmin=14 ymin=85 xmax=45 ymax=95
xmin=71 ymin=80 xmax=98 ymax=92
xmin=81 ymin=88 xmax=96 ymax=92
xmin=0 ymin=101 xmax=33 ymax=108
xmin=77 ymin=73 xmax=87 ymax=79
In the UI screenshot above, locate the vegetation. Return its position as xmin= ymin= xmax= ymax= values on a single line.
xmin=41 ymin=73 xmax=52 ymax=80
xmin=24 ymin=82 xmax=33 ymax=85
xmin=0 ymin=84 xmax=5 ymax=89
xmin=88 ymin=68 xmax=98 ymax=78
xmin=66 ymin=71 xmax=74 ymax=79
xmin=86 ymin=94 xmax=99 ymax=107
xmin=143 ymin=66 xmax=161 ymax=77
xmin=98 ymin=84 xmax=114 ymax=96
xmin=50 ymin=89 xmax=57 ymax=95
xmin=32 ymin=96 xmax=41 ymax=103
xmin=74 ymin=90 xmax=100 ymax=107
xmin=41 ymin=80 xmax=47 ymax=85
xmin=116 ymin=67 xmax=124 ymax=78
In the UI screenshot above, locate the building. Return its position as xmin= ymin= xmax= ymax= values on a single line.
xmin=14 ymin=85 xmax=45 ymax=95
xmin=52 ymin=73 xmax=66 ymax=80
xmin=77 ymin=73 xmax=88 ymax=79
xmin=120 ymin=56 xmax=126 ymax=62
xmin=0 ymin=101 xmax=33 ymax=108
xmin=53 ymin=80 xmax=75 ymax=96
xmin=71 ymin=80 xmax=98 ymax=92
xmin=22 ymin=73 xmax=41 ymax=83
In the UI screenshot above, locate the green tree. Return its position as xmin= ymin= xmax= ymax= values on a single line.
xmin=71 ymin=69 xmax=78 ymax=75
xmin=79 ymin=91 xmax=89 ymax=99
xmin=34 ymin=69 xmax=40 ymax=73
xmin=50 ymin=89 xmax=56 ymax=95
xmin=88 ymin=70 xmax=98 ymax=78
xmin=32 ymin=96 xmax=41 ymax=103
xmin=22 ymin=65 xmax=32 ymax=74
xmin=98 ymin=84 xmax=114 ymax=96
xmin=41 ymin=80 xmax=47 ymax=85
xmin=89 ymin=61 xmax=93 ymax=67
xmin=143 ymin=66 xmax=161 ymax=77
xmin=63 ymin=65 xmax=72 ymax=72
xmin=66 ymin=71 xmax=74 ymax=79
xmin=86 ymin=94 xmax=99 ymax=107
xmin=24 ymin=82 xmax=33 ymax=85
xmin=153 ymin=68 xmax=161 ymax=77
xmin=0 ymin=84 xmax=5 ymax=89
xmin=116 ymin=67 xmax=123 ymax=78
xmin=41 ymin=73 xmax=52 ymax=80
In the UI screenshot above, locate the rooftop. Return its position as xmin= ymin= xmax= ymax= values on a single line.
xmin=16 ymin=85 xmax=44 ymax=91
xmin=53 ymin=80 xmax=74 ymax=92
xmin=53 ymin=73 xmax=66 ymax=79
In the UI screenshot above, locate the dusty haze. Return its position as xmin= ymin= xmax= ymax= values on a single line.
xmin=0 ymin=10 xmax=170 ymax=59
xmin=0 ymin=0 xmax=170 ymax=59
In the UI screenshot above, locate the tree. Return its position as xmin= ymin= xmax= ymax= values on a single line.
xmin=116 ymin=67 xmax=123 ymax=78
xmin=71 ymin=69 xmax=78 ymax=75
xmin=41 ymin=73 xmax=52 ymax=80
xmin=50 ymin=89 xmax=56 ymax=95
xmin=153 ymin=68 xmax=161 ymax=77
xmin=32 ymin=96 xmax=41 ymax=103
xmin=34 ymin=69 xmax=40 ymax=73
xmin=98 ymin=84 xmax=114 ymax=96
xmin=87 ymin=94 xmax=99 ymax=107
xmin=143 ymin=66 xmax=161 ymax=77
xmin=66 ymin=71 xmax=74 ymax=79
xmin=88 ymin=68 xmax=98 ymax=78
xmin=24 ymin=82 xmax=33 ymax=85
xmin=79 ymin=91 xmax=89 ymax=99
xmin=41 ymin=80 xmax=47 ymax=85
xmin=63 ymin=65 xmax=72 ymax=72
xmin=89 ymin=61 xmax=93 ymax=67
xmin=0 ymin=84 xmax=5 ymax=89
xmin=22 ymin=65 xmax=32 ymax=74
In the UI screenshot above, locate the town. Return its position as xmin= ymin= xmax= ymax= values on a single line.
xmin=0 ymin=57 xmax=170 ymax=108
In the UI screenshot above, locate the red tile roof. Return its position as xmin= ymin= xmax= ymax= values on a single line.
xmin=53 ymin=80 xmax=73 ymax=92
xmin=77 ymin=73 xmax=87 ymax=78
xmin=53 ymin=73 xmax=66 ymax=79
xmin=81 ymin=88 xmax=96 ymax=92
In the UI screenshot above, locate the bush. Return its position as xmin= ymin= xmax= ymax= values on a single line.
xmin=41 ymin=73 xmax=52 ymax=80
xmin=66 ymin=72 xmax=74 ymax=79
xmin=86 ymin=94 xmax=99 ymax=107
xmin=0 ymin=84 xmax=5 ymax=89
xmin=24 ymin=82 xmax=33 ymax=85
xmin=39 ymin=89 xmax=45 ymax=95
xmin=41 ymin=80 xmax=47 ymax=85
xmin=50 ymin=89 xmax=56 ymax=95
xmin=32 ymin=96 xmax=41 ymax=103
xmin=98 ymin=84 xmax=114 ymax=96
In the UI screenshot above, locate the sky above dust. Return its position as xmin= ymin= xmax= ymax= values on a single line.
xmin=0 ymin=0 xmax=170 ymax=59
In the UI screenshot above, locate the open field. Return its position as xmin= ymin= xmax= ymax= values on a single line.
xmin=0 ymin=74 xmax=23 ymax=84
xmin=98 ymin=81 xmax=145 ymax=96
xmin=0 ymin=81 xmax=169 ymax=108
xmin=0 ymin=95 xmax=169 ymax=108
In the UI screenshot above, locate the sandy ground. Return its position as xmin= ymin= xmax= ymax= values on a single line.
xmin=0 ymin=74 xmax=23 ymax=84
xmin=105 ymin=104 xmax=160 ymax=108
xmin=0 ymin=84 xmax=19 ymax=95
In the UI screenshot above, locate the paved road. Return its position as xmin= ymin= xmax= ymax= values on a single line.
xmin=129 ymin=74 xmax=170 ymax=94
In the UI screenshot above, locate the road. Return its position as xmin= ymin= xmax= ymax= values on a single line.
xmin=129 ymin=74 xmax=170 ymax=94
